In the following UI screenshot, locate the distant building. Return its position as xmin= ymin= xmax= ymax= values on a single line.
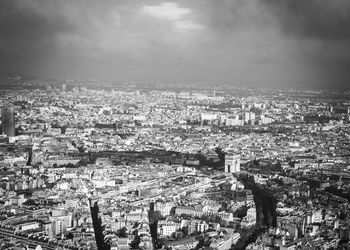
xmin=225 ymin=154 xmax=240 ymax=173
xmin=1 ymin=106 xmax=15 ymax=137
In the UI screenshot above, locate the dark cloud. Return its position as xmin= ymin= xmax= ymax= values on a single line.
xmin=256 ymin=0 xmax=350 ymax=89
xmin=260 ymin=0 xmax=350 ymax=41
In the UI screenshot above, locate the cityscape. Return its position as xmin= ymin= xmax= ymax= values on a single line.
xmin=1 ymin=0 xmax=350 ymax=250
xmin=1 ymin=79 xmax=350 ymax=250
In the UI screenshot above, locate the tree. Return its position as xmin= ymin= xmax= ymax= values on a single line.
xmin=170 ymin=232 xmax=176 ymax=240
xmin=129 ymin=232 xmax=141 ymax=249
xmin=175 ymin=231 xmax=184 ymax=239
xmin=170 ymin=207 xmax=176 ymax=216
xmin=116 ymin=227 xmax=127 ymax=237
xmin=66 ymin=232 xmax=74 ymax=240
xmin=180 ymin=226 xmax=188 ymax=236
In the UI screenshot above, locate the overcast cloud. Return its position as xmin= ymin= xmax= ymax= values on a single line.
xmin=0 ymin=0 xmax=349 ymax=89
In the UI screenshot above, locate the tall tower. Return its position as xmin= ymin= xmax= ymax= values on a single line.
xmin=1 ymin=106 xmax=15 ymax=137
xmin=225 ymin=154 xmax=240 ymax=173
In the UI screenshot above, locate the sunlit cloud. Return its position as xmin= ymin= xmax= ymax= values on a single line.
xmin=141 ymin=2 xmax=203 ymax=31
xmin=141 ymin=2 xmax=190 ymax=21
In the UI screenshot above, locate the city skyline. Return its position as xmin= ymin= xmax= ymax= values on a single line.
xmin=1 ymin=84 xmax=350 ymax=249
xmin=1 ymin=0 xmax=350 ymax=90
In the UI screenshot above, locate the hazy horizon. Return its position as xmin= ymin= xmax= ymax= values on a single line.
xmin=1 ymin=0 xmax=350 ymax=90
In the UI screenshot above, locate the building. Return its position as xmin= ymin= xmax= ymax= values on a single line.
xmin=247 ymin=207 xmax=256 ymax=219
xmin=1 ymin=106 xmax=15 ymax=137
xmin=164 ymin=236 xmax=199 ymax=250
xmin=225 ymin=154 xmax=240 ymax=173
xmin=241 ymin=207 xmax=256 ymax=228
xmin=241 ymin=215 xmax=256 ymax=228
xmin=154 ymin=201 xmax=174 ymax=216
xmin=190 ymin=220 xmax=209 ymax=233
xmin=14 ymin=221 xmax=40 ymax=232
xmin=175 ymin=206 xmax=203 ymax=217
xmin=157 ymin=220 xmax=181 ymax=237
xmin=210 ymin=233 xmax=240 ymax=250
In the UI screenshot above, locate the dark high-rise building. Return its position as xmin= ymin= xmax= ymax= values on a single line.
xmin=1 ymin=106 xmax=15 ymax=137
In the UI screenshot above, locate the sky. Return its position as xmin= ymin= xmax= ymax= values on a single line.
xmin=0 ymin=0 xmax=350 ymax=89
